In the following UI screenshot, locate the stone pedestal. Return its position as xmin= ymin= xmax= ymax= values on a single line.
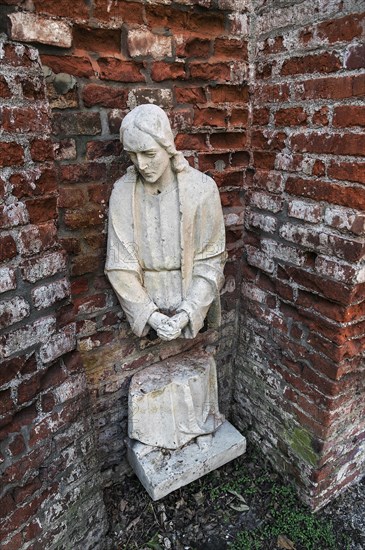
xmin=127 ymin=351 xmax=246 ymax=500
xmin=127 ymin=420 xmax=246 ymax=500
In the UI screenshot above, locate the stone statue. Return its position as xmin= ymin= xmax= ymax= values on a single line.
xmin=105 ymin=104 xmax=246 ymax=500
xmin=105 ymin=103 xmax=226 ymax=341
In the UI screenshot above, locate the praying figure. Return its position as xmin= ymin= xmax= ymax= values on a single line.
xmin=105 ymin=103 xmax=226 ymax=341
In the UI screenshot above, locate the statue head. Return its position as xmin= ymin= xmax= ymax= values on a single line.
xmin=120 ymin=104 xmax=188 ymax=179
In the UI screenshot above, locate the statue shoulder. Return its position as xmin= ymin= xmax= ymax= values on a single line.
xmin=182 ymin=166 xmax=218 ymax=197
xmin=111 ymin=166 xmax=137 ymax=194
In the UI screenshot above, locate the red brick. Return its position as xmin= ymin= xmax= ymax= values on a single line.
xmin=275 ymin=107 xmax=307 ymax=126
xmin=33 ymin=0 xmax=89 ymax=19
xmin=286 ymin=177 xmax=365 ymax=210
xmin=23 ymin=518 xmax=42 ymax=542
xmin=21 ymin=77 xmax=45 ymax=101
xmin=299 ymin=75 xmax=359 ymax=101
xmin=0 ymin=235 xmax=17 ymax=262
xmin=281 ymin=52 xmax=341 ymax=76
xmin=41 ymin=54 xmax=94 ymax=77
xmin=169 ymin=107 xmax=194 ymax=132
xmin=73 ymin=25 xmax=121 ymax=54
xmin=262 ymin=35 xmax=285 ymax=54
xmin=0 ymin=266 xmax=16 ymax=294
xmin=229 ymin=108 xmax=248 ymax=128
xmin=253 ymin=151 xmax=276 ymax=170
xmin=194 ymin=107 xmax=227 ymax=127
xmin=0 ymin=492 xmax=15 ymax=519
xmin=184 ymin=37 xmax=211 ymax=58
xmin=0 ymin=142 xmax=24 ymax=167
xmin=214 ymin=38 xmax=248 ymax=60
xmin=0 ymin=388 xmax=14 ymax=416
xmin=152 ymin=62 xmax=186 ymax=82
xmin=94 ymin=0 xmax=143 ymax=24
xmin=2 ymin=107 xmax=49 ymax=134
xmin=231 ymin=151 xmax=250 ymax=167
xmin=198 ymin=152 xmax=230 ymax=171
xmin=255 ymin=83 xmax=290 ymax=104
xmin=30 ymin=139 xmax=54 ymax=162
xmin=26 ymin=197 xmax=57 ymax=224
xmin=251 ymin=130 xmax=286 ymax=151
xmin=71 ymin=254 xmax=103 ymax=276
xmin=0 ymin=202 xmax=28 ymax=229
xmin=190 ymin=62 xmax=231 ymax=81
xmin=17 ymin=222 xmax=57 ymax=257
xmin=0 ymin=75 xmax=11 ymax=98
xmin=0 ymin=177 xmax=5 ymax=200
xmin=328 ymin=162 xmax=365 ymax=185
xmin=58 ymin=187 xmax=87 ymax=209
xmin=87 ymin=184 xmax=111 ymax=204
xmin=280 ymin=266 xmax=360 ymax=306
xmin=52 ymin=112 xmax=101 ymax=137
xmin=210 ymin=84 xmax=249 ymax=104
xmin=11 ymin=169 xmax=57 ymax=200
xmin=97 ymin=58 xmax=145 ymax=83
xmin=312 ymin=160 xmax=326 ymax=177
xmin=59 ymin=162 xmax=106 ymax=184
xmin=0 ymin=295 xmax=30 ymax=330
xmin=175 ymin=86 xmax=206 ymax=104
xmin=333 ymin=106 xmax=365 ymax=128
xmin=252 ymin=108 xmax=270 ymax=126
xmin=291 ymin=132 xmax=365 ymax=157
xmin=1 ymin=43 xmax=34 ymax=68
xmin=317 ymin=13 xmax=364 ymax=43
xmin=256 ymin=62 xmax=273 ymax=80
xmin=210 ymin=132 xmax=246 ymax=150
xmin=346 ymin=42 xmax=365 ymax=70
xmin=41 ymin=324 xmax=76 ymax=364
xmin=312 ymin=107 xmax=329 ymax=126
xmin=82 ymin=83 xmax=128 ymax=109
xmin=352 ymin=74 xmax=365 ymax=97
xmin=64 ymin=206 xmax=106 ymax=229
xmin=86 ymin=140 xmax=123 ymax=160
xmin=146 ymin=5 xmax=224 ymax=36
xmin=175 ymin=133 xmax=208 ymax=151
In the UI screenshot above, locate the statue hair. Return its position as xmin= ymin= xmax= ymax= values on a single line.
xmin=120 ymin=104 xmax=189 ymax=173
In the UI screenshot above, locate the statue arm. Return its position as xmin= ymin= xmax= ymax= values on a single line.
xmin=107 ymin=270 xmax=159 ymax=337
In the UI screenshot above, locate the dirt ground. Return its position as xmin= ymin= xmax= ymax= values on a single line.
xmin=104 ymin=444 xmax=365 ymax=550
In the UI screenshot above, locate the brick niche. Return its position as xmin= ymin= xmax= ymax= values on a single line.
xmin=0 ymin=0 xmax=364 ymax=546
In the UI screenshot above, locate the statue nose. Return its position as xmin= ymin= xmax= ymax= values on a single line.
xmin=136 ymin=154 xmax=148 ymax=170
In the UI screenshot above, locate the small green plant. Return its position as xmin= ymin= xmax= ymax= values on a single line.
xmin=230 ymin=483 xmax=351 ymax=550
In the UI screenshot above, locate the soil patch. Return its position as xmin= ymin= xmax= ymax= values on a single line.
xmin=104 ymin=445 xmax=365 ymax=549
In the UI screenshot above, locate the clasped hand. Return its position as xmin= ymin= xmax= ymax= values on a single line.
xmin=148 ymin=311 xmax=189 ymax=341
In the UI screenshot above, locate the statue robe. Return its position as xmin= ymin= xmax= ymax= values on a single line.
xmin=105 ymin=165 xmax=226 ymax=338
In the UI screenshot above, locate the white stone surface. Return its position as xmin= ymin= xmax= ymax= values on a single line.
xmin=127 ymin=420 xmax=247 ymax=500
xmin=105 ymin=104 xmax=226 ymax=341
xmin=128 ymin=352 xmax=224 ymax=449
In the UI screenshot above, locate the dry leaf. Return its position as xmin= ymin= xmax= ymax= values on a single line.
xmin=229 ymin=503 xmax=250 ymax=512
xmin=126 ymin=516 xmax=141 ymax=531
xmin=277 ymin=534 xmax=296 ymax=549
xmin=227 ymin=489 xmax=247 ymax=503
xmin=119 ymin=499 xmax=127 ymax=513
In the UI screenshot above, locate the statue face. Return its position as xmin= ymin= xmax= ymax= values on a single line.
xmin=123 ymin=127 xmax=171 ymax=185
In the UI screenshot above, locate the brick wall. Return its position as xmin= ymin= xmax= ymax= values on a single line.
xmin=0 ymin=41 xmax=108 ymax=548
xmin=1 ymin=0 xmax=364 ymax=544
xmin=234 ymin=0 xmax=365 ymax=509
xmin=0 ymin=0 xmax=250 ymax=546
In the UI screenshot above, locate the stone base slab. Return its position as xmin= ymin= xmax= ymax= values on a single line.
xmin=126 ymin=420 xmax=246 ymax=500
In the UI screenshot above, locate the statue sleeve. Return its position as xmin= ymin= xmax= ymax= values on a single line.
xmin=107 ymin=270 xmax=158 ymax=337
xmin=178 ymin=181 xmax=226 ymax=338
